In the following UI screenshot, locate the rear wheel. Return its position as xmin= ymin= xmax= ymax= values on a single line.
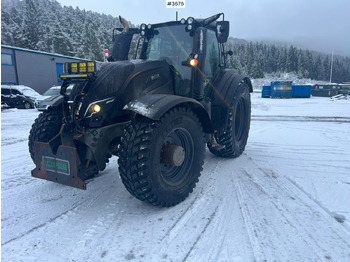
xmin=28 ymin=107 xmax=63 ymax=162
xmin=208 ymin=82 xmax=251 ymax=158
xmin=24 ymin=101 xmax=32 ymax=109
xmin=118 ymin=107 xmax=205 ymax=207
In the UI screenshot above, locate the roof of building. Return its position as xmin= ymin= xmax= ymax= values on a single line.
xmin=1 ymin=45 xmax=88 ymax=61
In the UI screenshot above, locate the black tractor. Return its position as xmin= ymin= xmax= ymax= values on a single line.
xmin=29 ymin=13 xmax=252 ymax=207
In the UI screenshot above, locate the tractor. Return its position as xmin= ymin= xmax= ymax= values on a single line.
xmin=29 ymin=13 xmax=252 ymax=207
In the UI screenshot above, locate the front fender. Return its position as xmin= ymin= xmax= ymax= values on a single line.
xmin=123 ymin=94 xmax=214 ymax=133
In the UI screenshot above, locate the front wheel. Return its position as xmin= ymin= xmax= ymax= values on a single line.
xmin=118 ymin=107 xmax=205 ymax=207
xmin=24 ymin=101 xmax=32 ymax=109
xmin=28 ymin=107 xmax=63 ymax=162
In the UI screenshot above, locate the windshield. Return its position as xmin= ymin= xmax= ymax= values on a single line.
xmin=43 ymin=87 xmax=61 ymax=96
xmin=43 ymin=85 xmax=73 ymax=96
xmin=21 ymin=88 xmax=40 ymax=97
xmin=145 ymin=24 xmax=193 ymax=80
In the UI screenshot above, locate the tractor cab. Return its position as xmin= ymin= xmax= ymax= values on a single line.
xmin=114 ymin=13 xmax=230 ymax=99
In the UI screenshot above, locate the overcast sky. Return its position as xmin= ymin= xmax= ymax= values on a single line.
xmin=56 ymin=0 xmax=350 ymax=57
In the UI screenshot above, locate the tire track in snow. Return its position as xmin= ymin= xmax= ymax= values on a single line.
xmin=235 ymin=163 xmax=350 ymax=261
xmin=154 ymin=155 xmax=255 ymax=262
xmin=159 ymin=153 xmax=221 ymax=245
xmin=153 ymin=154 xmax=223 ymax=260
xmin=252 ymin=115 xmax=350 ymax=123
xmin=1 ymin=176 xmax=127 ymax=262
xmin=182 ymin=163 xmax=255 ymax=262
xmin=182 ymin=206 xmax=219 ymax=262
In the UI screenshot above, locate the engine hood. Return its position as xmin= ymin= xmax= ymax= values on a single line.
xmin=86 ymin=59 xmax=173 ymax=100
xmin=86 ymin=61 xmax=135 ymax=100
xmin=73 ymin=59 xmax=174 ymax=127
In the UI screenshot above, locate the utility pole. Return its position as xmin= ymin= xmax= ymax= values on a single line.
xmin=330 ymin=51 xmax=334 ymax=83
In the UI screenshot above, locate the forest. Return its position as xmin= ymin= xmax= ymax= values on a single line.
xmin=2 ymin=0 xmax=349 ymax=83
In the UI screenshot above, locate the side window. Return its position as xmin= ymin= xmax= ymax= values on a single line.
xmin=205 ymin=30 xmax=219 ymax=80
xmin=1 ymin=88 xmax=11 ymax=95
xmin=11 ymin=89 xmax=21 ymax=95
xmin=1 ymin=53 xmax=14 ymax=65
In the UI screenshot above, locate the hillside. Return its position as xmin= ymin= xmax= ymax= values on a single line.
xmin=1 ymin=0 xmax=349 ymax=82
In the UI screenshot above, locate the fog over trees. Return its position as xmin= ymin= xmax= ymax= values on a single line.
xmin=2 ymin=0 xmax=349 ymax=82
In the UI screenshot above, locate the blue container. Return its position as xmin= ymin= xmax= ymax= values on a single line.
xmin=292 ymin=85 xmax=311 ymax=98
xmin=262 ymin=85 xmax=271 ymax=98
xmin=271 ymin=81 xmax=292 ymax=98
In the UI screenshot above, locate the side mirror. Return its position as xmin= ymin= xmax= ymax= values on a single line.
xmin=216 ymin=21 xmax=229 ymax=43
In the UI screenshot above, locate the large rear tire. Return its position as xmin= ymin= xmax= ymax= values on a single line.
xmin=208 ymin=82 xmax=251 ymax=158
xmin=28 ymin=107 xmax=63 ymax=162
xmin=118 ymin=107 xmax=205 ymax=207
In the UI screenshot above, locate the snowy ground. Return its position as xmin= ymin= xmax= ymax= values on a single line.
xmin=1 ymin=92 xmax=350 ymax=261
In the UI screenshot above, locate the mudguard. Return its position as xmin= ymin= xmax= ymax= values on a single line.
xmin=209 ymin=68 xmax=253 ymax=108
xmin=123 ymin=94 xmax=214 ymax=133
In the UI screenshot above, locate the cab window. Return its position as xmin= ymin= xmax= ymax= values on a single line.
xmin=205 ymin=30 xmax=219 ymax=80
xmin=145 ymin=24 xmax=193 ymax=96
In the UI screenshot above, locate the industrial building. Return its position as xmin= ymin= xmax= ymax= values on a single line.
xmin=1 ymin=45 xmax=86 ymax=94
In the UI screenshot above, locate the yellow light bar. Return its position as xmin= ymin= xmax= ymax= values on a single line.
xmin=87 ymin=62 xmax=95 ymax=72
xmin=79 ymin=62 xmax=86 ymax=73
xmin=63 ymin=61 xmax=97 ymax=75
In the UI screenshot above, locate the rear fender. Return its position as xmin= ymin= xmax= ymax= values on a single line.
xmin=209 ymin=69 xmax=252 ymax=108
xmin=209 ymin=69 xmax=252 ymax=132
xmin=123 ymin=94 xmax=214 ymax=133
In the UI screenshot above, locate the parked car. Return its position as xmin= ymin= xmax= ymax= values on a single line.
xmin=35 ymin=85 xmax=73 ymax=111
xmin=1 ymin=85 xmax=42 ymax=109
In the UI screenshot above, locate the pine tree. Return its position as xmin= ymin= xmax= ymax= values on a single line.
xmin=277 ymin=48 xmax=287 ymax=73
xmin=304 ymin=50 xmax=314 ymax=79
xmin=297 ymin=50 xmax=305 ymax=78
xmin=323 ymin=56 xmax=331 ymax=82
xmin=286 ymin=45 xmax=298 ymax=73
xmin=23 ymin=0 xmax=40 ymax=50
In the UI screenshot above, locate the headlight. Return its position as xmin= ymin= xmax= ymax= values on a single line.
xmin=83 ymin=97 xmax=115 ymax=118
xmin=187 ymin=17 xmax=194 ymax=24
xmin=90 ymin=104 xmax=101 ymax=114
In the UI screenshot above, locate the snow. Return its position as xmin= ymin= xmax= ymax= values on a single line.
xmin=1 ymin=93 xmax=350 ymax=261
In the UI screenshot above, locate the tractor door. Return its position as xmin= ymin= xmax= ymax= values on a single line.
xmin=142 ymin=24 xmax=194 ymax=97
xmin=192 ymin=28 xmax=220 ymax=100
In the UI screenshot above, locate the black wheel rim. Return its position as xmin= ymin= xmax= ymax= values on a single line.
xmin=234 ymin=97 xmax=246 ymax=141
xmin=160 ymin=128 xmax=194 ymax=187
xmin=25 ymin=102 xmax=31 ymax=109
